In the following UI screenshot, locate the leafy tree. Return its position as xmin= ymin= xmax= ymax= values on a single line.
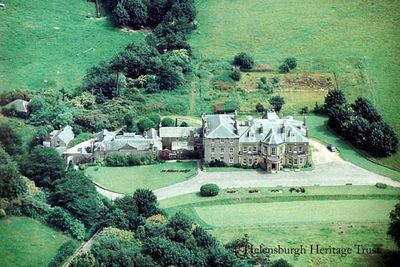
xmin=147 ymin=114 xmax=161 ymax=125
xmin=268 ymin=96 xmax=285 ymax=112
xmin=230 ymin=69 xmax=241 ymax=81
xmin=260 ymin=76 xmax=267 ymax=84
xmin=29 ymin=126 xmax=49 ymax=149
xmin=347 ymin=117 xmax=370 ymax=147
xmin=101 ymin=206 xmax=130 ymax=230
xmin=324 ymin=89 xmax=347 ymax=111
xmin=0 ymin=122 xmax=23 ymax=156
xmin=23 ymin=146 xmax=65 ymax=188
xmin=133 ymin=189 xmax=159 ymax=217
xmin=368 ymin=122 xmax=398 ymax=156
xmin=279 ymin=57 xmax=297 ymax=73
xmin=270 ymin=258 xmax=294 ymax=267
xmin=91 ymin=227 xmax=141 ymax=267
xmin=156 ymin=62 xmax=185 ymax=90
xmin=271 ymin=76 xmax=281 ymax=87
xmin=388 ymin=202 xmax=400 ymax=248
xmin=137 ymin=117 xmax=156 ymax=132
xmin=161 ymin=117 xmax=175 ymax=127
xmin=255 ymin=103 xmax=264 ymax=113
xmin=233 ymin=52 xmax=255 ymax=69
xmin=180 ymin=121 xmax=189 ymax=127
xmin=123 ymin=0 xmax=148 ymax=28
xmin=70 ymin=253 xmax=98 ymax=267
xmin=50 ymin=171 xmax=104 ymax=226
xmin=46 ymin=207 xmax=86 ymax=240
xmin=200 ymin=184 xmax=220 ymax=197
xmin=351 ymin=97 xmax=381 ymax=123
xmin=145 ymin=75 xmax=160 ymax=93
xmin=146 ymin=0 xmax=169 ymax=26
xmin=327 ymin=104 xmax=352 ymax=134
xmin=112 ymin=3 xmax=130 ymax=26
xmin=0 ymin=147 xmax=27 ymax=198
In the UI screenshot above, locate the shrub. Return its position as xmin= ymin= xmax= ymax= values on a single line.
xmin=260 ymin=76 xmax=267 ymax=84
xmin=271 ymin=76 xmax=281 ymax=86
xmin=0 ymin=208 xmax=6 ymax=217
xmin=48 ymin=240 xmax=80 ymax=267
xmin=200 ymin=184 xmax=219 ymax=197
xmin=255 ymin=103 xmax=265 ymax=113
xmin=208 ymin=159 xmax=227 ymax=167
xmin=105 ymin=154 xmax=129 ymax=167
xmin=46 ymin=207 xmax=86 ymax=240
xmin=376 ymin=183 xmax=387 ymax=189
xmin=233 ymin=52 xmax=255 ymax=69
xmin=230 ymin=69 xmax=241 ymax=81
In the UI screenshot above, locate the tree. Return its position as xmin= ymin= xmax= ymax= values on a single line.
xmin=255 ymin=103 xmax=264 ymax=113
xmin=50 ymin=171 xmax=104 ymax=226
xmin=29 ymin=126 xmax=49 ymax=150
xmin=230 ymin=69 xmax=241 ymax=81
xmin=388 ymin=202 xmax=400 ymax=248
xmin=233 ymin=52 xmax=255 ymax=69
xmin=147 ymin=114 xmax=161 ymax=126
xmin=156 ymin=62 xmax=185 ymax=90
xmin=279 ymin=57 xmax=297 ymax=73
xmin=133 ymin=189 xmax=159 ymax=217
xmin=0 ymin=122 xmax=23 ymax=156
xmin=268 ymin=96 xmax=285 ymax=112
xmin=200 ymin=184 xmax=220 ymax=197
xmin=347 ymin=117 xmax=370 ymax=147
xmin=23 ymin=146 xmax=65 ymax=188
xmin=124 ymin=0 xmax=148 ymax=28
xmin=324 ymin=89 xmax=347 ymax=111
xmin=91 ymin=227 xmax=141 ymax=267
xmin=270 ymin=258 xmax=294 ymax=267
xmin=180 ymin=121 xmax=189 ymax=127
xmin=367 ymin=122 xmax=398 ymax=156
xmin=46 ymin=207 xmax=86 ymax=240
xmin=137 ymin=117 xmax=156 ymax=133
xmin=0 ymin=147 xmax=27 ymax=198
xmin=112 ymin=3 xmax=130 ymax=26
xmin=351 ymin=97 xmax=381 ymax=123
xmin=326 ymin=104 xmax=352 ymax=134
xmin=161 ymin=117 xmax=175 ymax=127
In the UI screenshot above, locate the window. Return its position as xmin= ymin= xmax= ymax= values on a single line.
xmin=243 ymin=158 xmax=247 ymax=164
xmin=248 ymin=146 xmax=252 ymax=152
xmin=271 ymin=147 xmax=276 ymax=155
xmin=253 ymin=147 xmax=257 ymax=152
xmin=211 ymin=139 xmax=215 ymax=143
xmin=229 ymin=157 xmax=234 ymax=163
xmin=230 ymin=139 xmax=234 ymax=143
xmin=289 ymin=146 xmax=292 ymax=152
xmin=230 ymin=147 xmax=234 ymax=153
xmin=220 ymin=139 xmax=225 ymax=143
xmin=289 ymin=158 xmax=292 ymax=164
xmin=300 ymin=158 xmax=303 ymax=164
xmin=220 ymin=156 xmax=224 ymax=161
xmin=220 ymin=148 xmax=225 ymax=153
xmin=249 ymin=159 xmax=253 ymax=165
xmin=211 ymin=148 xmax=215 ymax=152
xmin=211 ymin=156 xmax=215 ymax=160
xmin=243 ymin=147 xmax=247 ymax=152
xmin=294 ymin=159 xmax=298 ymax=165
xmin=299 ymin=146 xmax=303 ymax=152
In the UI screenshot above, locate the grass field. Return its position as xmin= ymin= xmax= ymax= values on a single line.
xmin=162 ymin=186 xmax=399 ymax=266
xmin=0 ymin=216 xmax=71 ymax=267
xmin=86 ymin=161 xmax=198 ymax=194
xmin=190 ymin=0 xmax=400 ymax=172
xmin=0 ymin=0 xmax=143 ymax=91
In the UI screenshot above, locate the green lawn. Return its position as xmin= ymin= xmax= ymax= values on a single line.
xmin=0 ymin=216 xmax=71 ymax=267
xmin=0 ymin=0 xmax=143 ymax=92
xmin=210 ymin=223 xmax=395 ymax=267
xmin=87 ymin=161 xmax=198 ymax=194
xmin=195 ymin=200 xmax=396 ymax=227
xmin=162 ymin=186 xmax=399 ymax=266
xmin=304 ymin=115 xmax=400 ymax=179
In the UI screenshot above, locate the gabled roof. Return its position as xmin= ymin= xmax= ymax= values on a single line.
xmin=4 ymin=99 xmax=29 ymax=113
xmin=57 ymin=125 xmax=74 ymax=145
xmin=263 ymin=129 xmax=283 ymax=145
xmin=159 ymin=127 xmax=201 ymax=138
xmin=204 ymin=115 xmax=238 ymax=138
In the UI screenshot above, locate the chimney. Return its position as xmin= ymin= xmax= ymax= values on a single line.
xmin=259 ymin=123 xmax=263 ymax=134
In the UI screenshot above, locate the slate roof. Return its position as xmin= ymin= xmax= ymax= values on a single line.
xmin=203 ymin=114 xmax=239 ymax=138
xmin=160 ymin=127 xmax=201 ymax=138
xmin=4 ymin=99 xmax=29 ymax=113
xmin=57 ymin=125 xmax=74 ymax=145
xmin=203 ymin=112 xmax=308 ymax=144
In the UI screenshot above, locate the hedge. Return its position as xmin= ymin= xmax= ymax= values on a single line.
xmin=48 ymin=239 xmax=80 ymax=267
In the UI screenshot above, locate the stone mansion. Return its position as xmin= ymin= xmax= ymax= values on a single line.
xmin=202 ymin=111 xmax=309 ymax=172
xmin=55 ymin=110 xmax=309 ymax=173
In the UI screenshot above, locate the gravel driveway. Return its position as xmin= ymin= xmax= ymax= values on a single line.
xmin=96 ymin=140 xmax=400 ymax=200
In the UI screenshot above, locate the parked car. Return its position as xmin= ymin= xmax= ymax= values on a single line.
xmin=327 ymin=144 xmax=337 ymax=152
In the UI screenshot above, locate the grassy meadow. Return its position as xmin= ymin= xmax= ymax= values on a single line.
xmin=0 ymin=217 xmax=71 ymax=267
xmin=86 ymin=161 xmax=198 ymax=194
xmin=190 ymin=0 xmax=400 ymax=172
xmin=0 ymin=0 xmax=143 ymax=92
xmin=161 ymin=186 xmax=400 ymax=266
